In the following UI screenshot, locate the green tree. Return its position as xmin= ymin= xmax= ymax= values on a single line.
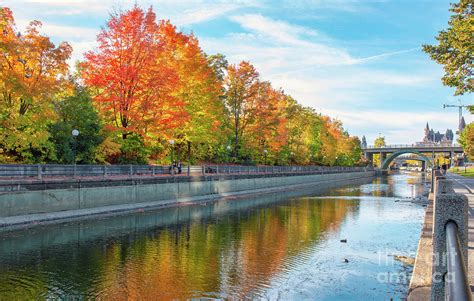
xmin=422 ymin=0 xmax=473 ymax=95
xmin=48 ymin=91 xmax=103 ymax=163
xmin=372 ymin=136 xmax=386 ymax=166
xmin=459 ymin=122 xmax=474 ymax=160
xmin=374 ymin=136 xmax=386 ymax=147
xmin=116 ymin=133 xmax=150 ymax=164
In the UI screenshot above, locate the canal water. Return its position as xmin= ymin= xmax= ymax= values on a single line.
xmin=0 ymin=173 xmax=427 ymax=300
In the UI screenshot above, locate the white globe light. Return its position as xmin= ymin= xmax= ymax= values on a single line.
xmin=169 ymin=139 xmax=175 ymax=145
xmin=72 ymin=129 xmax=80 ymax=136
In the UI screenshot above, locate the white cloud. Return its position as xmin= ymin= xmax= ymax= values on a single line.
xmin=173 ymin=4 xmax=246 ymax=26
xmin=227 ymin=14 xmax=351 ymax=67
xmin=348 ymin=47 xmax=422 ymax=65
xmin=230 ymin=14 xmax=320 ymax=45
xmin=16 ymin=19 xmax=99 ymax=41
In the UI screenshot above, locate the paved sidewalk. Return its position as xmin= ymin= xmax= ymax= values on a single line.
xmin=446 ymin=173 xmax=474 ymax=293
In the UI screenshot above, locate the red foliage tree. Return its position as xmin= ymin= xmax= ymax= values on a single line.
xmin=81 ymin=6 xmax=188 ymax=140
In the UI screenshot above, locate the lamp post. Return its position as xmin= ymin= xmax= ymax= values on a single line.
xmin=169 ymin=139 xmax=175 ymax=175
xmin=71 ymin=129 xmax=79 ymax=164
xmin=264 ymin=149 xmax=268 ymax=165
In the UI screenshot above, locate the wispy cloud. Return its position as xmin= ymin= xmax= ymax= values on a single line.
xmin=173 ymin=4 xmax=251 ymax=26
xmin=348 ymin=47 xmax=422 ymax=65
xmin=225 ymin=14 xmax=352 ymax=68
xmin=230 ymin=14 xmax=320 ymax=45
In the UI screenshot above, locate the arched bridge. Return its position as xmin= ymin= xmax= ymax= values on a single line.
xmin=362 ymin=144 xmax=464 ymax=170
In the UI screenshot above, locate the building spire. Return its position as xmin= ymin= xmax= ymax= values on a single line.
xmin=459 ymin=116 xmax=466 ymax=132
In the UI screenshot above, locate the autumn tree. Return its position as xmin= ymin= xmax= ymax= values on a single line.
xmin=241 ymin=81 xmax=284 ymax=163
xmin=81 ymin=6 xmax=187 ymax=146
xmin=0 ymin=7 xmax=72 ymax=162
xmin=223 ymin=61 xmax=261 ymax=160
xmin=157 ymin=22 xmax=225 ymax=163
xmin=283 ymin=99 xmax=322 ymax=165
xmin=459 ymin=122 xmax=474 ymax=160
xmin=0 ymin=6 xmax=364 ymax=166
xmin=423 ymin=0 xmax=473 ymax=95
xmin=336 ymin=135 xmax=362 ymax=166
xmin=372 ymin=136 xmax=386 ymax=166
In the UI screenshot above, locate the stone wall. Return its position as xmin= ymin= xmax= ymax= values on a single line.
xmin=0 ymin=171 xmax=375 ymax=229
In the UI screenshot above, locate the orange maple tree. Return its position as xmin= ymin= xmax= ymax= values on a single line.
xmin=157 ymin=21 xmax=224 ymax=159
xmin=81 ymin=6 xmax=188 ymax=141
xmin=0 ymin=7 xmax=72 ymax=162
xmin=0 ymin=8 xmax=72 ymax=116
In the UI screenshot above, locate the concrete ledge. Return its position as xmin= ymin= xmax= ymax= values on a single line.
xmin=0 ymin=171 xmax=367 ymax=192
xmin=408 ymin=199 xmax=433 ymax=300
xmin=0 ymin=172 xmax=374 ymax=231
xmin=408 ymin=287 xmax=431 ymax=301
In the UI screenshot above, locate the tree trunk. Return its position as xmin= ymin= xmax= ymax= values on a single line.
xmin=234 ymin=128 xmax=239 ymax=159
xmin=187 ymin=141 xmax=192 ymax=163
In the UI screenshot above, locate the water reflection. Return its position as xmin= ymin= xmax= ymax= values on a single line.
xmin=0 ymin=173 xmax=425 ymax=300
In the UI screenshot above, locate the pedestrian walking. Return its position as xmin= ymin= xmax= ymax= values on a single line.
xmin=441 ymin=163 xmax=447 ymax=175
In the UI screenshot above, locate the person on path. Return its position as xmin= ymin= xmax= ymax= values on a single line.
xmin=441 ymin=163 xmax=447 ymax=175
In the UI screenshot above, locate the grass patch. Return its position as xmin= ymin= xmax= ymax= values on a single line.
xmin=449 ymin=167 xmax=474 ymax=178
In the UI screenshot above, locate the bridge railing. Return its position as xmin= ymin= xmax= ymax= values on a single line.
xmin=364 ymin=143 xmax=460 ymax=149
xmin=0 ymin=164 xmax=373 ymax=180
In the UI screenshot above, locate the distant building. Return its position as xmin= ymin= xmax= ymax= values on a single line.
xmin=458 ymin=116 xmax=466 ymax=134
xmin=361 ymin=135 xmax=367 ymax=148
xmin=420 ymin=123 xmax=453 ymax=145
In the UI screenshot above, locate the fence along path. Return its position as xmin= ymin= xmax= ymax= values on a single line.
xmin=0 ymin=164 xmax=370 ymax=179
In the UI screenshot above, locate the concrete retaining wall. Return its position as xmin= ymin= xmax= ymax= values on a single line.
xmin=0 ymin=171 xmax=374 ymax=229
xmin=0 ymin=176 xmax=377 ymax=258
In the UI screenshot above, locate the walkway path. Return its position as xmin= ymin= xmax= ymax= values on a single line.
xmin=446 ymin=173 xmax=474 ymax=294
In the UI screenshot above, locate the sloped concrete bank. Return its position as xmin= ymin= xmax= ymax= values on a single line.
xmin=0 ymin=171 xmax=374 ymax=230
xmin=407 ymin=198 xmax=433 ymax=300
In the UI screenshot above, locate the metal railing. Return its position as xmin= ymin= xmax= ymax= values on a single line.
xmin=431 ymin=173 xmax=471 ymax=300
xmin=445 ymin=221 xmax=472 ymax=301
xmin=0 ymin=164 xmax=372 ymax=180
xmin=364 ymin=143 xmax=461 ymax=150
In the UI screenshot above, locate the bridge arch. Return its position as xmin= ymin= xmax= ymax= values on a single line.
xmin=381 ymin=150 xmax=433 ymax=170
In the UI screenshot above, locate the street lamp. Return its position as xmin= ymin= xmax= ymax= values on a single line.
xmin=71 ymin=129 xmax=79 ymax=164
xmin=264 ymin=149 xmax=268 ymax=165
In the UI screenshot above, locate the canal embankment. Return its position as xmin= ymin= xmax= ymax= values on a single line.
xmin=0 ymin=169 xmax=375 ymax=230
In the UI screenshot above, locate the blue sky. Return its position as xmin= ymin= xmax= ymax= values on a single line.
xmin=2 ymin=0 xmax=472 ymax=144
